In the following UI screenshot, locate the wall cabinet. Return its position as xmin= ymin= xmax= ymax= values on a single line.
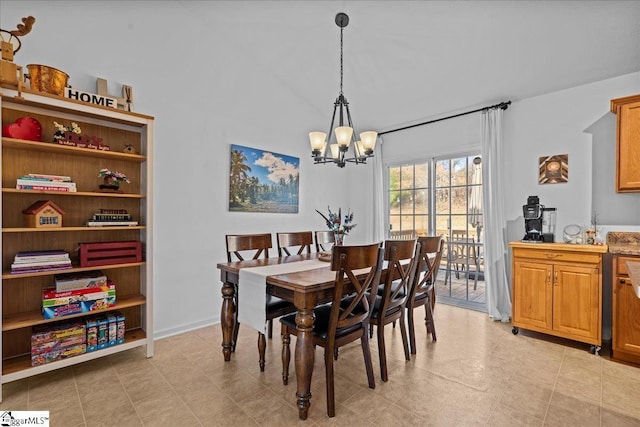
xmin=509 ymin=243 xmax=607 ymax=351
xmin=0 ymin=87 xmax=154 ymax=400
xmin=612 ymin=255 xmax=640 ymax=365
xmin=611 ymin=94 xmax=640 ymax=193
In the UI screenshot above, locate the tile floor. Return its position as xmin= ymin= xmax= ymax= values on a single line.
xmin=1 ymin=304 xmax=640 ymax=426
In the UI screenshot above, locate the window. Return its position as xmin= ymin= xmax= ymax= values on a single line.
xmin=388 ymin=163 xmax=430 ymax=239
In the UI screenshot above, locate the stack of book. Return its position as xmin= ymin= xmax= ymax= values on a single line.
xmin=11 ymin=250 xmax=73 ymax=274
xmin=86 ymin=209 xmax=138 ymax=227
xmin=16 ymin=174 xmax=77 ymax=192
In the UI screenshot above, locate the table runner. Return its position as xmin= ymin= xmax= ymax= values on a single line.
xmin=238 ymin=259 xmax=328 ymax=333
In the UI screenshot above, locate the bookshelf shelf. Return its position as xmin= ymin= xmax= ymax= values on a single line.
xmin=2 ymin=226 xmax=146 ymax=233
xmin=2 ymin=188 xmax=146 ymax=198
xmin=1 ymin=329 xmax=147 ymax=382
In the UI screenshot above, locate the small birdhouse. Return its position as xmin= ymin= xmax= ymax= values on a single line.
xmin=22 ymin=200 xmax=65 ymax=228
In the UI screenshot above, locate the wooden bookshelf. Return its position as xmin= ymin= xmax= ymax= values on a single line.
xmin=0 ymin=87 xmax=154 ymax=399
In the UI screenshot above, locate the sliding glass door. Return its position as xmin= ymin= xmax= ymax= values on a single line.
xmin=387 ymin=154 xmax=485 ymax=311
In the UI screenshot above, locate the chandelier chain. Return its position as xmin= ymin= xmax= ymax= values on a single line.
xmin=339 ymin=26 xmax=343 ymax=95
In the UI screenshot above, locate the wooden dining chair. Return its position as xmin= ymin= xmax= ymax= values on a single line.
xmin=225 ymin=233 xmax=297 ymax=371
xmin=276 ymin=231 xmax=313 ymax=256
xmin=280 ymin=243 xmax=384 ymax=417
xmin=369 ymin=239 xmax=419 ymax=382
xmin=406 ymin=235 xmax=444 ymax=354
xmin=314 ymin=230 xmax=335 ymax=252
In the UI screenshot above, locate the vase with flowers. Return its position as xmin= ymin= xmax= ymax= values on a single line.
xmin=98 ymin=168 xmax=130 ymax=192
xmin=316 ymin=206 xmax=356 ymax=246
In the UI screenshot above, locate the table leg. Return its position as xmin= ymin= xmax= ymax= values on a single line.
xmin=295 ymin=307 xmax=315 ymax=420
xmin=221 ymin=281 xmax=236 ymax=361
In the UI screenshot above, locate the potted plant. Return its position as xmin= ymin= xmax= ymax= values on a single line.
xmin=98 ymin=168 xmax=130 ymax=192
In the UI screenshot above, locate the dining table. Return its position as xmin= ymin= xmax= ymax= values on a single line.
xmin=217 ymin=252 xmax=349 ymax=420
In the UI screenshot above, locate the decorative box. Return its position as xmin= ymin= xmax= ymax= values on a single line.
xmin=79 ymin=241 xmax=142 ymax=267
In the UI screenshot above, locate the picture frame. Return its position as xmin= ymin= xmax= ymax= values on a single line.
xmin=229 ymin=144 xmax=300 ymax=213
xmin=539 ymin=154 xmax=568 ymax=184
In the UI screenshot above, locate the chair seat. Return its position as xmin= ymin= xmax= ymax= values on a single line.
xmin=342 ymin=294 xmax=402 ymax=318
xmin=280 ymin=303 xmax=364 ymax=340
xmin=266 ymin=295 xmax=294 ymax=312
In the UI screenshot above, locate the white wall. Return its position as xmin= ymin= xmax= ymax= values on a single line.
xmin=1 ymin=2 xmax=372 ymax=338
xmin=503 ymin=71 xmax=640 ymax=237
xmin=381 ymin=112 xmax=481 ymax=165
xmin=3 ymin=1 xmax=639 ymax=340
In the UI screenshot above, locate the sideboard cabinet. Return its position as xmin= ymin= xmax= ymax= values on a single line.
xmin=0 ymin=87 xmax=154 ymax=401
xmin=509 ymin=242 xmax=607 ymax=353
xmin=611 ymin=94 xmax=640 ymax=193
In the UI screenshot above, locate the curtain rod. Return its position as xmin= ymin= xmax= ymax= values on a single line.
xmin=378 ymin=100 xmax=511 ymax=136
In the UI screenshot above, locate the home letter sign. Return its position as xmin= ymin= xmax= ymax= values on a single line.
xmin=64 ymin=87 xmax=117 ymax=109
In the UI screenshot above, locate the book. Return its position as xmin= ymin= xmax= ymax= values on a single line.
xmin=15 ymin=250 xmax=69 ymax=259
xmin=17 ymin=179 xmax=77 ymax=188
xmin=11 ymin=259 xmax=73 ymax=269
xmin=54 ymin=271 xmax=107 ymax=292
xmin=10 ymin=265 xmax=71 ymax=274
xmin=13 ymin=255 xmax=70 ymax=264
xmin=15 ymin=250 xmax=67 ymax=256
xmin=25 ymin=173 xmax=72 ymax=182
xmin=14 ymin=251 xmax=70 ymax=264
xmin=86 ymin=221 xmax=139 ymax=227
xmin=16 ymin=185 xmax=76 ymax=192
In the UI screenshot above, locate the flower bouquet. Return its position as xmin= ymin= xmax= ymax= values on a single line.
xmin=316 ymin=206 xmax=356 ymax=246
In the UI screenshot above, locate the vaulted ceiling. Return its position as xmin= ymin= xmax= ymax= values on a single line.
xmin=181 ymin=0 xmax=640 ymax=132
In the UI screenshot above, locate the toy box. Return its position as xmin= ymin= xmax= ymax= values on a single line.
xmin=54 ymin=270 xmax=107 ymax=292
xmin=31 ymin=320 xmax=87 ymax=366
xmin=86 ymin=317 xmax=98 ymax=352
xmin=106 ymin=313 xmax=117 ymax=347
xmin=32 ymin=344 xmax=87 ymax=366
xmin=97 ymin=316 xmax=108 ymax=349
xmin=115 ymin=311 xmax=125 ymax=344
xmin=31 ymin=320 xmax=85 ymax=348
xmin=42 ymin=283 xmax=116 ymax=319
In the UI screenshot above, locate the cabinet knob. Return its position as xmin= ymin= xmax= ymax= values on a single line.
xmin=619 ymin=278 xmax=627 ymax=285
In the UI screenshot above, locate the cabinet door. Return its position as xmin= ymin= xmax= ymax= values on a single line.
xmin=615 ymin=98 xmax=640 ymax=192
xmin=613 ymin=278 xmax=640 ymax=362
xmin=513 ymin=261 xmax=553 ymax=330
xmin=552 ymin=264 xmax=599 ymax=340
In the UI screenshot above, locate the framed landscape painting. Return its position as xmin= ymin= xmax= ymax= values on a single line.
xmin=229 ymin=144 xmax=300 ymax=213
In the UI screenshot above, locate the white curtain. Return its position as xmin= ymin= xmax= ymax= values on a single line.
xmin=372 ymin=138 xmax=386 ymax=242
xmin=481 ymin=108 xmax=511 ymax=322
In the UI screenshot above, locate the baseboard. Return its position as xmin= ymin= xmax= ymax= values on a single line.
xmin=153 ymin=316 xmax=219 ymax=341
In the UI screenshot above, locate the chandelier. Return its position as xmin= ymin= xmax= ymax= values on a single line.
xmin=309 ymin=13 xmax=377 ymax=168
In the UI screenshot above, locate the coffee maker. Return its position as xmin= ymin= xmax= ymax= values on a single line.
xmin=522 ymin=195 xmax=556 ymax=243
